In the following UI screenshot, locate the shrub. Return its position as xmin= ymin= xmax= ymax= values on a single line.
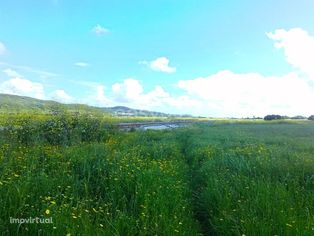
xmin=308 ymin=115 xmax=314 ymax=121
xmin=264 ymin=114 xmax=282 ymax=121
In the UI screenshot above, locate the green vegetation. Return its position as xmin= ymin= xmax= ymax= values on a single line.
xmin=263 ymin=114 xmax=314 ymax=121
xmin=0 ymin=113 xmax=313 ymax=235
xmin=180 ymin=123 xmax=314 ymax=235
xmin=0 ymin=94 xmax=190 ymax=118
xmin=0 ymin=94 xmax=107 ymax=115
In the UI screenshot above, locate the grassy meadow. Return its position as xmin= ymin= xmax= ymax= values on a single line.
xmin=0 ymin=114 xmax=313 ymax=235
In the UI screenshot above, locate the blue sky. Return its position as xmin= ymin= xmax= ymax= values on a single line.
xmin=1 ymin=0 xmax=314 ymax=117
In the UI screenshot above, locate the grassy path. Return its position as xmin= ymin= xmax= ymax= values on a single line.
xmin=177 ymin=124 xmax=314 ymax=235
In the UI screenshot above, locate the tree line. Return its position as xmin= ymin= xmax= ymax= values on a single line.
xmin=264 ymin=114 xmax=314 ymax=121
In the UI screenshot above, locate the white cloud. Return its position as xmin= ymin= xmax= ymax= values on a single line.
xmin=95 ymin=85 xmax=111 ymax=105
xmin=3 ymin=68 xmax=22 ymax=78
xmin=0 ymin=68 xmax=72 ymax=104
xmin=68 ymin=81 xmax=111 ymax=107
xmin=81 ymin=66 xmax=314 ymax=117
xmin=74 ymin=62 xmax=90 ymax=67
xmin=0 ymin=42 xmax=6 ymax=55
xmin=137 ymin=86 xmax=170 ymax=109
xmin=0 ymin=78 xmax=45 ymax=99
xmin=50 ymin=89 xmax=73 ymax=103
xmin=177 ymin=70 xmax=314 ymax=117
xmin=146 ymin=85 xmax=169 ymax=98
xmin=112 ymin=78 xmax=143 ymax=102
xmin=92 ymin=24 xmax=109 ymax=35
xmin=267 ymin=28 xmax=314 ymax=79
xmin=141 ymin=57 xmax=176 ymax=73
xmin=106 ymin=78 xmax=200 ymax=113
xmin=0 ymin=76 xmax=76 ymax=105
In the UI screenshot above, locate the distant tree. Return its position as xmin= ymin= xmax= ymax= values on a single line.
xmin=264 ymin=114 xmax=283 ymax=121
xmin=308 ymin=115 xmax=314 ymax=121
xmin=291 ymin=115 xmax=307 ymax=120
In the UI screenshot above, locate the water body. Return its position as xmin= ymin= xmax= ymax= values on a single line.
xmin=142 ymin=124 xmax=180 ymax=130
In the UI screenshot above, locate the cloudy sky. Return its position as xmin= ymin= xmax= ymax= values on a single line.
xmin=1 ymin=0 xmax=314 ymax=117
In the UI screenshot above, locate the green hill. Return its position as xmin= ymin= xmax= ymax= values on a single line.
xmin=0 ymin=93 xmax=104 ymax=114
xmin=0 ymin=93 xmax=189 ymax=117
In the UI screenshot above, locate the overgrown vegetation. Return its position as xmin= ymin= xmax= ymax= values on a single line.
xmin=0 ymin=114 xmax=313 ymax=235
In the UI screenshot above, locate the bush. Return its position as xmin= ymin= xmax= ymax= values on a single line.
xmin=264 ymin=114 xmax=282 ymax=121
xmin=0 ymin=113 xmax=113 ymax=146
xmin=308 ymin=115 xmax=314 ymax=121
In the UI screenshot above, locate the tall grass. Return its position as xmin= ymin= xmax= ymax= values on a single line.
xmin=0 ymin=114 xmax=313 ymax=235
xmin=183 ymin=124 xmax=314 ymax=235
xmin=0 ymin=114 xmax=199 ymax=235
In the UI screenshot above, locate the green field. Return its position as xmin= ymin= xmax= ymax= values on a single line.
xmin=0 ymin=114 xmax=313 ymax=235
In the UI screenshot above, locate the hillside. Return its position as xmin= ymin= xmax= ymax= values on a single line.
xmin=0 ymin=93 xmax=186 ymax=117
xmin=104 ymin=106 xmax=176 ymax=117
xmin=0 ymin=94 xmax=104 ymax=114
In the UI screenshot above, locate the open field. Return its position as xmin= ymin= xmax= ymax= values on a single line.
xmin=0 ymin=114 xmax=313 ymax=235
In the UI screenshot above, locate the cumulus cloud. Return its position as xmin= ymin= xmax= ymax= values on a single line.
xmin=0 ymin=78 xmax=45 ymax=99
xmin=84 ymin=65 xmax=314 ymax=117
xmin=267 ymin=28 xmax=314 ymax=78
xmin=177 ymin=70 xmax=314 ymax=117
xmin=0 ymin=73 xmax=75 ymax=104
xmin=50 ymin=89 xmax=73 ymax=103
xmin=74 ymin=62 xmax=90 ymax=67
xmin=81 ymin=65 xmax=314 ymax=116
xmin=141 ymin=57 xmax=176 ymax=73
xmin=92 ymin=24 xmax=109 ymax=35
xmin=0 ymin=42 xmax=6 ymax=55
xmin=2 ymin=68 xmax=22 ymax=78
xmin=112 ymin=78 xmax=143 ymax=102
xmin=136 ymin=85 xmax=169 ymax=109
xmin=145 ymin=85 xmax=169 ymax=99
xmin=95 ymin=85 xmax=111 ymax=105
xmin=106 ymin=78 xmax=201 ymax=113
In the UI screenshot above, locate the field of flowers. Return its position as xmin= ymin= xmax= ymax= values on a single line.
xmin=0 ymin=114 xmax=313 ymax=235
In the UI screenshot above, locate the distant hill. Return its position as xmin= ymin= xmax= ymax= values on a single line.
xmin=104 ymin=106 xmax=174 ymax=117
xmin=0 ymin=93 xmax=189 ymax=117
xmin=0 ymin=93 xmax=104 ymax=114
